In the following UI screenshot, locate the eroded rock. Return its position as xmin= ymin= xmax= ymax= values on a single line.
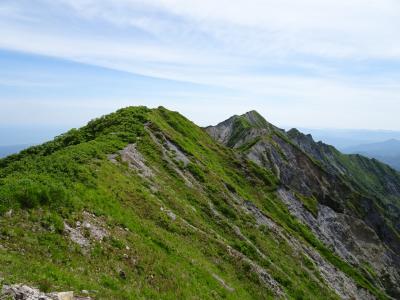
xmin=64 ymin=212 xmax=108 ymax=248
xmin=278 ymin=187 xmax=400 ymax=296
xmin=1 ymin=285 xmax=89 ymax=300
xmin=118 ymin=144 xmax=154 ymax=178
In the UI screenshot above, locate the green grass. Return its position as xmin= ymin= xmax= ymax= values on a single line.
xmin=0 ymin=106 xmax=389 ymax=299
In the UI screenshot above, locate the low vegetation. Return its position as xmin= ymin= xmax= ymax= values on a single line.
xmin=0 ymin=107 xmax=393 ymax=299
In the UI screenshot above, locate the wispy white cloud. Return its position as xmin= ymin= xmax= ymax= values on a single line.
xmin=0 ymin=0 xmax=400 ymax=130
xmin=55 ymin=0 xmax=400 ymax=59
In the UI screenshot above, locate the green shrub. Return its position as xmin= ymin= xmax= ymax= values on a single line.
xmin=0 ymin=176 xmax=69 ymax=212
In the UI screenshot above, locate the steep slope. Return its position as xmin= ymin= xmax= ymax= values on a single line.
xmin=206 ymin=111 xmax=400 ymax=298
xmin=0 ymin=107 xmax=396 ymax=299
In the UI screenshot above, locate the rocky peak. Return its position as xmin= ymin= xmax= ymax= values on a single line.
xmin=287 ymin=128 xmax=314 ymax=144
xmin=241 ymin=110 xmax=269 ymax=128
xmin=205 ymin=110 xmax=280 ymax=148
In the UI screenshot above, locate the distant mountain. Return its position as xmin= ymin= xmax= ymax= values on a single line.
xmin=299 ymin=128 xmax=400 ymax=149
xmin=1 ymin=107 xmax=400 ymax=299
xmin=0 ymin=144 xmax=30 ymax=158
xmin=343 ymin=139 xmax=400 ymax=171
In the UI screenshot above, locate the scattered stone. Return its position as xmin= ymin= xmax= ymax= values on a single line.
xmin=3 ymin=285 xmax=49 ymax=300
xmin=64 ymin=222 xmax=90 ymax=248
xmin=149 ymin=185 xmax=159 ymax=193
xmin=64 ymin=212 xmax=109 ymax=248
xmin=49 ymin=291 xmax=74 ymax=300
xmin=5 ymin=209 xmax=13 ymax=218
xmin=166 ymin=211 xmax=176 ymax=221
xmin=1 ymin=284 xmax=51 ymax=299
xmin=1 ymin=285 xmax=91 ymax=300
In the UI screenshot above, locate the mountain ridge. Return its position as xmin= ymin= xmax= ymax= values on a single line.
xmin=206 ymin=110 xmax=400 ymax=298
xmin=343 ymin=139 xmax=400 ymax=171
xmin=0 ymin=106 xmax=399 ymax=299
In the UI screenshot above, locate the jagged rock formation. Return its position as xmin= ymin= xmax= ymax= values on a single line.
xmin=206 ymin=111 xmax=400 ymax=298
xmin=0 ymin=106 xmax=399 ymax=299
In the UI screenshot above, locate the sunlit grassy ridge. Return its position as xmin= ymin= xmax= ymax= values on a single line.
xmin=0 ymin=107 xmax=388 ymax=299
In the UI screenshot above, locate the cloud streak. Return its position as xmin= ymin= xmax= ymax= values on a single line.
xmin=0 ymin=0 xmax=399 ymax=130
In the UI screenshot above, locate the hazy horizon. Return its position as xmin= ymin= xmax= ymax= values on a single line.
xmin=1 ymin=0 xmax=400 ymax=133
xmin=2 ymin=109 xmax=400 ymax=149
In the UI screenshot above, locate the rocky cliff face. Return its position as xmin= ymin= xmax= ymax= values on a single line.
xmin=206 ymin=111 xmax=400 ymax=298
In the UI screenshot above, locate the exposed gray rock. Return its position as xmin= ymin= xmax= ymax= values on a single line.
xmin=146 ymin=127 xmax=194 ymax=187
xmin=301 ymin=245 xmax=375 ymax=300
xmin=1 ymin=284 xmax=52 ymax=300
xmin=278 ymin=188 xmax=400 ymax=296
xmin=119 ymin=144 xmax=154 ymax=178
xmin=47 ymin=291 xmax=74 ymax=300
xmin=205 ymin=116 xmax=238 ymax=146
xmin=241 ymin=197 xmax=376 ymax=299
xmin=1 ymin=285 xmax=88 ymax=300
xmin=206 ymin=111 xmax=400 ymax=298
xmin=212 ymin=274 xmax=234 ymax=292
xmin=64 ymin=222 xmax=90 ymax=248
xmin=64 ymin=212 xmax=108 ymax=248
xmin=205 ymin=110 xmax=279 ymax=149
xmin=225 ymin=245 xmax=286 ymax=298
xmin=165 ymin=140 xmax=190 ymax=166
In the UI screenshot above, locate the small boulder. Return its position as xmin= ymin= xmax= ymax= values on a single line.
xmin=49 ymin=291 xmax=74 ymax=300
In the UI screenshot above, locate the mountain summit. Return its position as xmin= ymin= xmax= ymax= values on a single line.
xmin=205 ymin=110 xmax=279 ymax=148
xmin=0 ymin=107 xmax=399 ymax=299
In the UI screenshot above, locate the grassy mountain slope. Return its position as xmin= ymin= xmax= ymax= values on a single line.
xmin=0 ymin=107 xmax=395 ymax=299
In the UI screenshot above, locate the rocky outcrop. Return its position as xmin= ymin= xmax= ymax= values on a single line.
xmin=278 ymin=188 xmax=400 ymax=297
xmin=64 ymin=211 xmax=108 ymax=249
xmin=206 ymin=110 xmax=400 ymax=298
xmin=241 ymin=197 xmax=375 ymax=299
xmin=1 ymin=284 xmax=90 ymax=300
xmin=287 ymin=128 xmax=400 ymax=198
xmin=205 ymin=111 xmax=279 ymax=148
xmin=108 ymin=144 xmax=154 ymax=178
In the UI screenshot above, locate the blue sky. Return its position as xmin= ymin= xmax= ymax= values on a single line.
xmin=1 ymin=0 xmax=400 ymax=145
